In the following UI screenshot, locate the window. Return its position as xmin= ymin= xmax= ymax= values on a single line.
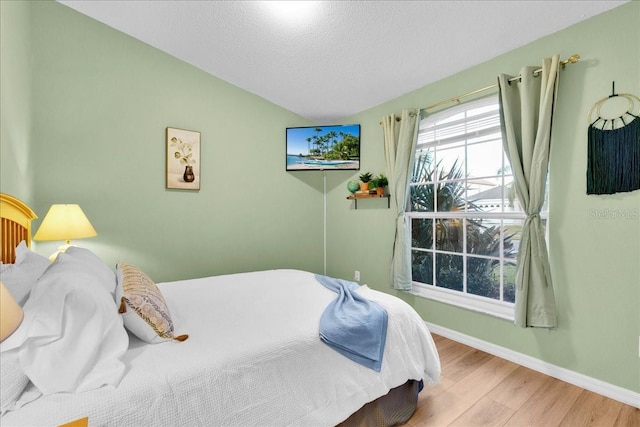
xmin=408 ymin=96 xmax=547 ymax=320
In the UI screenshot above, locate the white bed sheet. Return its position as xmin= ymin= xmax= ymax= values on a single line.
xmin=2 ymin=269 xmax=440 ymax=427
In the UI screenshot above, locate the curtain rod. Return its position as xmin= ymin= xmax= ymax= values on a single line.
xmin=380 ymin=54 xmax=580 ymax=124
xmin=424 ymin=54 xmax=580 ymax=111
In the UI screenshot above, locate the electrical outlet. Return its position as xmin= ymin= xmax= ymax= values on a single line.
xmin=354 ymin=270 xmax=360 ymax=281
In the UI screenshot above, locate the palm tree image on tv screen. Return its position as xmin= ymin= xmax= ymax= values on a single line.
xmin=286 ymin=124 xmax=360 ymax=171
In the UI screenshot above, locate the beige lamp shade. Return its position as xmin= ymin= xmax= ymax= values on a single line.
xmin=0 ymin=282 xmax=24 ymax=342
xmin=33 ymin=204 xmax=97 ymax=245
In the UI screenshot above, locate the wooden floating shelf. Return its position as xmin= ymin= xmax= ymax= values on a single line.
xmin=346 ymin=193 xmax=391 ymax=209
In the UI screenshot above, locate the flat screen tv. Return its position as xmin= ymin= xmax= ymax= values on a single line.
xmin=286 ymin=124 xmax=360 ymax=171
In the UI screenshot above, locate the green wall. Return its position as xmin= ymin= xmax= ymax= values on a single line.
xmin=1 ymin=0 xmax=638 ymax=396
xmin=2 ymin=0 xmax=323 ymax=281
xmin=328 ymin=2 xmax=640 ymax=393
xmin=0 ymin=0 xmax=34 ymax=205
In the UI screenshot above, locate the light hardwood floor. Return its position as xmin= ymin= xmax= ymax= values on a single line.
xmin=407 ymin=334 xmax=639 ymax=426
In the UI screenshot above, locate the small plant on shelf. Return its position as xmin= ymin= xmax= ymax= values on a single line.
xmin=374 ymin=173 xmax=388 ymax=196
xmin=375 ymin=174 xmax=388 ymax=187
xmin=359 ymin=172 xmax=373 ymax=192
xmin=359 ymin=172 xmax=372 ymax=182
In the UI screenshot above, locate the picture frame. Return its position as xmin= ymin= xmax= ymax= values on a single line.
xmin=286 ymin=124 xmax=360 ymax=171
xmin=166 ymin=127 xmax=201 ymax=190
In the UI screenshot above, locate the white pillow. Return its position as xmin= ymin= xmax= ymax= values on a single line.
xmin=0 ymin=349 xmax=30 ymax=415
xmin=116 ymin=262 xmax=188 ymax=344
xmin=17 ymin=253 xmax=129 ymax=394
xmin=64 ymin=246 xmax=117 ymax=297
xmin=0 ymin=241 xmax=50 ymax=306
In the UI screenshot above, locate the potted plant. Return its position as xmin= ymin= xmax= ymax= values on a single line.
xmin=170 ymin=136 xmax=197 ymax=182
xmin=374 ymin=173 xmax=388 ymax=196
xmin=359 ymin=172 xmax=373 ymax=192
xmin=369 ymin=178 xmax=379 ymax=194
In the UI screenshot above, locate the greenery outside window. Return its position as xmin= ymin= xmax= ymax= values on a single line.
xmin=408 ymin=96 xmax=548 ymax=320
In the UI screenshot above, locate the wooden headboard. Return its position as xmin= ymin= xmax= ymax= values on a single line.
xmin=0 ymin=193 xmax=38 ymax=264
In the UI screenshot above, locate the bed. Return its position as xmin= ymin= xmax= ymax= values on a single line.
xmin=0 ymin=193 xmax=37 ymax=265
xmin=0 ymin=193 xmax=441 ymax=427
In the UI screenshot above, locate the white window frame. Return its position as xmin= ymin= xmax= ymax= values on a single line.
xmin=407 ymin=95 xmax=548 ymax=321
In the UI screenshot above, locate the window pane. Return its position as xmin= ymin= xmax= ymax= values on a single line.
xmin=466 ymin=218 xmax=502 ymax=257
xmin=467 ymin=139 xmax=504 ymax=178
xmin=503 ymin=219 xmax=523 ymax=260
xmin=468 ymin=178 xmax=502 ymax=213
xmin=435 ymin=219 xmax=463 ymax=252
xmin=436 ymin=179 xmax=466 ymax=212
xmin=412 ymin=151 xmax=434 ymax=183
xmin=503 ymin=259 xmax=517 ymax=303
xmin=412 ymin=218 xmax=433 ymax=249
xmin=412 ymin=250 xmax=433 ymax=285
xmin=410 ymin=183 xmax=435 ymax=212
xmin=435 ymin=253 xmax=463 ymax=291
xmin=437 ymin=146 xmax=465 ymax=180
xmin=467 ymin=255 xmax=501 ymax=300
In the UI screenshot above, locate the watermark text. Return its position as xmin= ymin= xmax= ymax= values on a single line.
xmin=589 ymin=209 xmax=639 ymax=220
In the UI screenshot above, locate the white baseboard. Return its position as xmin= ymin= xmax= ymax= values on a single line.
xmin=425 ymin=322 xmax=640 ymax=409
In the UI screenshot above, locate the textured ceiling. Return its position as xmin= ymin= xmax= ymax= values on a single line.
xmin=57 ymin=1 xmax=627 ymax=124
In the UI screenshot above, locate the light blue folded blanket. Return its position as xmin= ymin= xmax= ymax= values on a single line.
xmin=315 ymin=274 xmax=388 ymax=372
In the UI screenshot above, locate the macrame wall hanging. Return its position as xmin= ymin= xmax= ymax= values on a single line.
xmin=586 ymin=82 xmax=640 ymax=195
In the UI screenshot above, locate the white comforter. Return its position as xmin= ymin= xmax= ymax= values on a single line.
xmin=2 ymin=269 xmax=440 ymax=426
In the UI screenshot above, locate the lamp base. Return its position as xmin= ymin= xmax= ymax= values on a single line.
xmin=48 ymin=244 xmax=73 ymax=262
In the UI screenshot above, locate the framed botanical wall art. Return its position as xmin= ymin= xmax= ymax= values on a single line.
xmin=166 ymin=127 xmax=201 ymax=190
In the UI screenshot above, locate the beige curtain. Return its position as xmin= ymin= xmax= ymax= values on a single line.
xmin=498 ymin=55 xmax=560 ymax=328
xmin=382 ymin=109 xmax=419 ymax=290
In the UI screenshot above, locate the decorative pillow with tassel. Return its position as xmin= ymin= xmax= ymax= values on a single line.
xmin=115 ymin=262 xmax=188 ymax=344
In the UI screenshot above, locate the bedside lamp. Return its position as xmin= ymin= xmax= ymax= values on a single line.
xmin=33 ymin=204 xmax=97 ymax=261
xmin=0 ymin=282 xmax=24 ymax=343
